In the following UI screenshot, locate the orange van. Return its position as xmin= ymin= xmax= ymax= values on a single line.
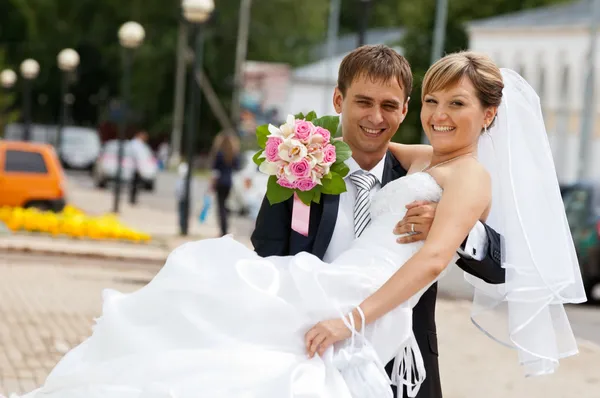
xmin=0 ymin=141 xmax=66 ymax=211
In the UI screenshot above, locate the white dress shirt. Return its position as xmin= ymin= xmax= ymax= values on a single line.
xmin=322 ymin=155 xmax=487 ymax=263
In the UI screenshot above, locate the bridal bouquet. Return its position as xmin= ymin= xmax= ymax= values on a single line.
xmin=253 ymin=111 xmax=351 ymax=206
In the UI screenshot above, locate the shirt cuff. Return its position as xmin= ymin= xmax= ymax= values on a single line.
xmin=457 ymin=221 xmax=488 ymax=261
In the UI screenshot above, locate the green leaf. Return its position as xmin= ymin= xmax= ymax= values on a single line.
xmin=332 ymin=140 xmax=352 ymax=163
xmin=330 ymin=162 xmax=350 ymax=178
xmin=323 ymin=171 xmax=332 ymax=180
xmin=313 ymin=186 xmax=322 ymax=204
xmin=294 ymin=112 xmax=305 ymax=120
xmin=266 ymin=176 xmax=294 ymax=205
xmin=256 ymin=124 xmax=270 ymax=148
xmin=296 ymin=189 xmax=314 ymax=206
xmin=335 ymin=122 xmax=343 ymax=138
xmin=252 ymin=150 xmax=266 ymax=167
xmin=313 ymin=115 xmax=340 ymax=138
xmin=304 ymin=111 xmax=317 ymax=121
xmin=321 ymin=173 xmax=347 ymax=195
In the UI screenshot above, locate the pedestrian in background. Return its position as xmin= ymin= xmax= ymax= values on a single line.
xmin=175 ymin=162 xmax=189 ymax=235
xmin=129 ymin=130 xmax=149 ymax=205
xmin=210 ymin=130 xmax=241 ymax=236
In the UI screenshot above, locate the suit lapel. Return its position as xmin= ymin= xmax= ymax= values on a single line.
xmin=312 ymin=193 xmax=339 ymax=260
xmin=381 ymin=150 xmax=408 ymax=187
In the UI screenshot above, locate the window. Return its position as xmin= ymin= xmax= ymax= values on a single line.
xmin=3 ymin=150 xmax=48 ymax=173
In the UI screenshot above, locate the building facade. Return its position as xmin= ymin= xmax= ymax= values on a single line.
xmin=468 ymin=0 xmax=599 ymax=182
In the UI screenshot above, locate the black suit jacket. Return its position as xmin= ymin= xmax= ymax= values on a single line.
xmin=251 ymin=151 xmax=505 ymax=398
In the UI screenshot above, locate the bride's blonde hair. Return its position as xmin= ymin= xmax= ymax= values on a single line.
xmin=422 ymin=51 xmax=504 ymax=112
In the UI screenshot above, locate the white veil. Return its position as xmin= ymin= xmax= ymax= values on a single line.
xmin=468 ymin=68 xmax=587 ymax=376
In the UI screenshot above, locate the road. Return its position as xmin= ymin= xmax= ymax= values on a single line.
xmin=65 ymin=169 xmax=256 ymax=236
xmin=66 ymin=169 xmax=209 ymax=212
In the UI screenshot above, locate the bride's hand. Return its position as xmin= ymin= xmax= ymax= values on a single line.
xmin=304 ymin=318 xmax=351 ymax=358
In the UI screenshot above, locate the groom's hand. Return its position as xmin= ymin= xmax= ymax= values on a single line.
xmin=393 ymin=200 xmax=438 ymax=243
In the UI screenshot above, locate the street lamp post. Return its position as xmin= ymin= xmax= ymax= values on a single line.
xmin=231 ymin=0 xmax=253 ymax=128
xmin=57 ymin=48 xmax=80 ymax=155
xmin=1 ymin=69 xmax=17 ymax=134
xmin=19 ymin=59 xmax=40 ymax=142
xmin=357 ymin=0 xmax=372 ymax=47
xmin=180 ymin=0 xmax=214 ymax=236
xmin=112 ymin=21 xmax=145 ymax=214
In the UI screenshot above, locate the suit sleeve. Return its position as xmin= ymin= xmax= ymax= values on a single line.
xmin=455 ymin=222 xmax=505 ymax=284
xmin=251 ymin=195 xmax=293 ymax=257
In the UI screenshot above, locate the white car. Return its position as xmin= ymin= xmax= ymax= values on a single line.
xmin=226 ymin=150 xmax=268 ymax=218
xmin=58 ymin=126 xmax=102 ymax=170
xmin=93 ymin=140 xmax=158 ymax=191
xmin=3 ymin=123 xmax=101 ymax=170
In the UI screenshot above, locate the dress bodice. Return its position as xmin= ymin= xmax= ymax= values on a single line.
xmin=371 ymin=172 xmax=443 ymax=221
xmin=348 ymin=172 xmax=443 ymax=256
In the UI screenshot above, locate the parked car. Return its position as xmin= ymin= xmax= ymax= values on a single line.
xmin=560 ymin=181 xmax=600 ymax=302
xmin=93 ymin=140 xmax=157 ymax=191
xmin=226 ymin=150 xmax=268 ymax=218
xmin=57 ymin=126 xmax=102 ymax=170
xmin=0 ymin=141 xmax=66 ymax=212
xmin=3 ymin=123 xmax=101 ymax=170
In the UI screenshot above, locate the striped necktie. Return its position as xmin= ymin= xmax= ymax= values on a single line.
xmin=349 ymin=172 xmax=378 ymax=237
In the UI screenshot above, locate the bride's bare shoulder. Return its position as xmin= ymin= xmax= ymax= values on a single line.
xmin=387 ymin=142 xmax=432 ymax=171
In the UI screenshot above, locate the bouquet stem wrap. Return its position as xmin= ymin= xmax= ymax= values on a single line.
xmin=292 ymin=192 xmax=311 ymax=236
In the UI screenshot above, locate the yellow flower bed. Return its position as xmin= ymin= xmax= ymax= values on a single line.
xmin=0 ymin=205 xmax=151 ymax=243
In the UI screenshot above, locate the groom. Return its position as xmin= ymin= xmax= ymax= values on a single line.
xmin=251 ymin=45 xmax=505 ymax=398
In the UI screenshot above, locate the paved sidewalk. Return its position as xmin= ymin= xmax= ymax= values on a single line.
xmin=436 ymin=299 xmax=600 ymax=398
xmin=0 ymin=255 xmax=598 ymax=397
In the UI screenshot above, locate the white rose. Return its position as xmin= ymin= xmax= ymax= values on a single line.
xmin=278 ymin=138 xmax=307 ymax=163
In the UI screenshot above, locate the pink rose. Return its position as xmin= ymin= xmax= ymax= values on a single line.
xmin=289 ymin=157 xmax=311 ymax=179
xmin=313 ymin=127 xmax=331 ymax=143
xmin=322 ymin=144 xmax=336 ymax=164
xmin=265 ymin=136 xmax=283 ymax=162
xmin=277 ymin=177 xmax=296 ymax=189
xmin=294 ymin=120 xmax=314 ymax=141
xmin=295 ymin=177 xmax=317 ymax=192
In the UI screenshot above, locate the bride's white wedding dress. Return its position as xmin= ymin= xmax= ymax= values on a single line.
xmin=18 ymin=172 xmax=451 ymax=398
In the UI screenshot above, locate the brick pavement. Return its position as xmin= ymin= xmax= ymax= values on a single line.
xmin=0 ymin=253 xmax=598 ymax=397
xmin=0 ymin=254 xmax=157 ymax=396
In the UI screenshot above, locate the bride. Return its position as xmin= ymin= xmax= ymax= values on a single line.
xmin=15 ymin=53 xmax=585 ymax=398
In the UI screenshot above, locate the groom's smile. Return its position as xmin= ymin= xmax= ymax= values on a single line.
xmin=360 ymin=125 xmax=387 ymax=138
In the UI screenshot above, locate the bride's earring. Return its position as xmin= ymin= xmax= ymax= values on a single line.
xmin=483 ymin=124 xmax=488 ymax=134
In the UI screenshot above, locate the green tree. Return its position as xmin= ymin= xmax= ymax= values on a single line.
xmin=0 ymin=0 xmax=331 ymax=151
xmin=397 ymin=0 xmax=572 ymax=144
xmin=0 ymin=49 xmax=19 ymax=136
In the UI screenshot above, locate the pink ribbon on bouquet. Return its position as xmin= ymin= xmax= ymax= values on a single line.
xmin=291 ymin=192 xmax=310 ymax=236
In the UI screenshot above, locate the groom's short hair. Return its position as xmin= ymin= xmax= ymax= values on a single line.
xmin=337 ymin=45 xmax=412 ymax=100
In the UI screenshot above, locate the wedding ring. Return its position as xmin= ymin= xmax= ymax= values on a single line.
xmin=410 ymin=223 xmax=415 ymax=234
